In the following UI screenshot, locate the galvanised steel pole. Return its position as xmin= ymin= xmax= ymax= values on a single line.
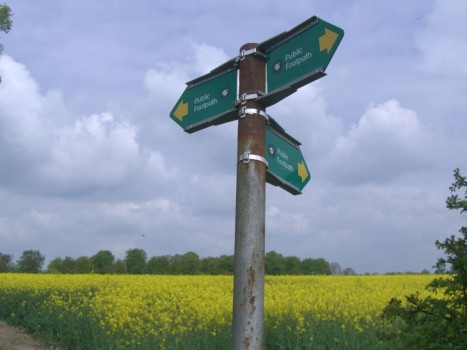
xmin=232 ymin=43 xmax=267 ymax=350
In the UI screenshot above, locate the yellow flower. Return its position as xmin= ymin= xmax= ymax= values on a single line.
xmin=0 ymin=273 xmax=439 ymax=347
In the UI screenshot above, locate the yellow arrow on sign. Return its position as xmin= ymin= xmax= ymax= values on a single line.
xmin=297 ymin=161 xmax=309 ymax=183
xmin=173 ymin=100 xmax=188 ymax=122
xmin=319 ymin=28 xmax=338 ymax=54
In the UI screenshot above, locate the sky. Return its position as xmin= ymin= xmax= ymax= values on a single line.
xmin=0 ymin=0 xmax=466 ymax=274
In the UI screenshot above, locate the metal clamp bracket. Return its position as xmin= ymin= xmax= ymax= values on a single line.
xmin=236 ymin=47 xmax=266 ymax=63
xmin=237 ymin=93 xmax=259 ymax=105
xmin=235 ymin=91 xmax=265 ymax=106
xmin=238 ymin=107 xmax=269 ymax=121
xmin=239 ymin=152 xmax=268 ymax=167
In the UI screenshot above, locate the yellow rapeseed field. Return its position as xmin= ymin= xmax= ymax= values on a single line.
xmin=0 ymin=274 xmax=437 ymax=348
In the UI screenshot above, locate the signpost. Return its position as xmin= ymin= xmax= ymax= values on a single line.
xmin=170 ymin=68 xmax=238 ymax=133
xmin=258 ymin=16 xmax=344 ymax=106
xmin=232 ymin=43 xmax=266 ymax=350
xmin=265 ymin=119 xmax=310 ymax=195
xmin=168 ymin=15 xmax=343 ymax=350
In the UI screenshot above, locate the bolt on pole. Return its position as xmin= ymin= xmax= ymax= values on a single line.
xmin=232 ymin=43 xmax=267 ymax=350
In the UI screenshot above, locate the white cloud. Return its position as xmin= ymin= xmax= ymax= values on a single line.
xmin=266 ymin=204 xmax=310 ymax=236
xmin=43 ymin=112 xmax=141 ymax=192
xmin=0 ymin=55 xmax=175 ymax=195
xmin=144 ymin=62 xmax=188 ymax=100
xmin=322 ymin=99 xmax=434 ymax=184
xmin=28 ymin=210 xmax=59 ymax=228
xmin=144 ymin=41 xmax=229 ymax=99
xmin=267 ymin=83 xmax=344 ymax=164
xmin=100 ymin=198 xmax=182 ymax=222
xmin=145 ymin=150 xmax=179 ymax=181
xmin=0 ymin=55 xmax=52 ymax=156
xmin=190 ymin=41 xmax=230 ymax=74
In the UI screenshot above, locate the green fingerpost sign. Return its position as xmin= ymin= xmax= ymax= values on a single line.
xmin=170 ymin=68 xmax=238 ymax=133
xmin=258 ymin=16 xmax=344 ymax=106
xmin=265 ymin=120 xmax=310 ymax=195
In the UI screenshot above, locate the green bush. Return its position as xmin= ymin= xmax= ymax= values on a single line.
xmin=382 ymin=168 xmax=467 ymax=349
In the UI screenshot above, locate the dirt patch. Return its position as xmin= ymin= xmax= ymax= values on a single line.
xmin=0 ymin=321 xmax=63 ymax=350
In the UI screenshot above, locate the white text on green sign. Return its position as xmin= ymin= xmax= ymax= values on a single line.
xmin=265 ymin=125 xmax=310 ymax=195
xmin=170 ymin=69 xmax=238 ymax=133
xmin=260 ymin=17 xmax=344 ymax=106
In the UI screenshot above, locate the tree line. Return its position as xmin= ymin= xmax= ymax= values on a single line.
xmin=0 ymin=249 xmax=356 ymax=275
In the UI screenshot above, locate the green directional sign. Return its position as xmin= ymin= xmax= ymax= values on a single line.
xmin=258 ymin=16 xmax=344 ymax=106
xmin=265 ymin=121 xmax=310 ymax=195
xmin=170 ymin=68 xmax=238 ymax=133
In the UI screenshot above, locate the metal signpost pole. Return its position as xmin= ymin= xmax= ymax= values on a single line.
xmin=232 ymin=43 xmax=267 ymax=350
xmin=169 ymin=16 xmax=344 ymax=350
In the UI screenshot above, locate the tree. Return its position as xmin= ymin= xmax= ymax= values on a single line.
xmin=61 ymin=256 xmax=76 ymax=274
xmin=382 ymin=168 xmax=467 ymax=349
xmin=146 ymin=256 xmax=170 ymax=274
xmin=343 ymin=267 xmax=356 ymax=275
xmin=75 ymin=256 xmax=92 ymax=274
xmin=200 ymin=257 xmax=221 ymax=275
xmin=0 ymin=3 xmax=12 ymax=83
xmin=265 ymin=251 xmax=286 ymax=275
xmin=91 ymin=250 xmax=115 ymax=274
xmin=168 ymin=252 xmax=201 ymax=275
xmin=181 ymin=251 xmax=201 ymax=274
xmin=124 ymin=248 xmax=147 ymax=274
xmin=284 ymin=256 xmax=302 ymax=275
xmin=114 ymin=259 xmax=127 ymax=274
xmin=330 ymin=262 xmax=342 ymax=275
xmin=0 ymin=252 xmax=14 ymax=272
xmin=47 ymin=257 xmax=64 ymax=273
xmin=0 ymin=4 xmax=12 ymax=34
xmin=216 ymin=254 xmax=234 ymax=274
xmin=301 ymin=258 xmax=331 ymax=275
xmin=17 ymin=250 xmax=45 ymax=273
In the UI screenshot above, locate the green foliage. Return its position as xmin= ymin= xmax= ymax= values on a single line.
xmin=5 ymin=248 xmax=338 ymax=275
xmin=74 ymin=256 xmax=93 ymax=273
xmin=0 ymin=3 xmax=12 ymax=57
xmin=265 ymin=316 xmax=386 ymax=350
xmin=90 ymin=250 xmax=115 ymax=274
xmin=47 ymin=257 xmax=64 ymax=273
xmin=124 ymin=248 xmax=147 ymax=274
xmin=382 ymin=168 xmax=467 ymax=349
xmin=168 ymin=252 xmax=202 ymax=275
xmin=146 ymin=255 xmax=170 ymax=274
xmin=343 ymin=267 xmax=356 ymax=275
xmin=216 ymin=254 xmax=234 ymax=274
xmin=284 ymin=255 xmax=302 ymax=275
xmin=265 ymin=251 xmax=286 ymax=275
xmin=114 ymin=259 xmax=127 ymax=274
xmin=47 ymin=256 xmax=93 ymax=274
xmin=0 ymin=252 xmax=14 ymax=272
xmin=265 ymin=251 xmax=334 ymax=275
xmin=17 ymin=250 xmax=45 ymax=273
xmin=0 ymin=3 xmax=12 ymax=33
xmin=446 ymin=168 xmax=467 ymax=213
xmin=301 ymin=257 xmax=331 ymax=275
